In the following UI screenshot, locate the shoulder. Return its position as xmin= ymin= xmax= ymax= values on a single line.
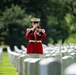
xmin=26 ymin=28 xmax=32 ymax=30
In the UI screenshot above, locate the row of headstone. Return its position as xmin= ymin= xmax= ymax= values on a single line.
xmin=7 ymin=44 xmax=76 ymax=75
xmin=47 ymin=44 xmax=75 ymax=75
xmin=0 ymin=46 xmax=3 ymax=62
xmin=7 ymin=44 xmax=61 ymax=75
xmin=56 ymin=44 xmax=76 ymax=75
xmin=47 ymin=44 xmax=76 ymax=75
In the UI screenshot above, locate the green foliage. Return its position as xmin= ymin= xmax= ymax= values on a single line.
xmin=1 ymin=5 xmax=31 ymax=27
xmin=0 ymin=0 xmax=76 ymax=46
xmin=64 ymin=33 xmax=76 ymax=44
xmin=0 ymin=5 xmax=32 ymax=49
xmin=47 ymin=16 xmax=70 ymax=44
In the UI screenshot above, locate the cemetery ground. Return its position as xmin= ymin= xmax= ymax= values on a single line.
xmin=0 ymin=51 xmax=18 ymax=75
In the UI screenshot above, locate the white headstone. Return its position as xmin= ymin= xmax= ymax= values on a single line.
xmin=23 ymin=58 xmax=32 ymax=75
xmin=64 ymin=63 xmax=76 ymax=75
xmin=70 ymin=53 xmax=76 ymax=62
xmin=18 ymin=54 xmax=30 ymax=75
xmin=62 ymin=56 xmax=74 ymax=71
xmin=39 ymin=58 xmax=61 ymax=75
xmin=28 ymin=58 xmax=41 ymax=75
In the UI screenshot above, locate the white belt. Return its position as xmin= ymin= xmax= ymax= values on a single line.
xmin=29 ymin=40 xmax=42 ymax=43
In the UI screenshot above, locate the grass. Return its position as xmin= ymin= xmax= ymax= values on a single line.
xmin=0 ymin=51 xmax=18 ymax=75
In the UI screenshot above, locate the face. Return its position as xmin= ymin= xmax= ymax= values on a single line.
xmin=32 ymin=22 xmax=40 ymax=27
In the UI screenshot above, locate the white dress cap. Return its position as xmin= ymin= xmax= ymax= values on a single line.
xmin=31 ymin=18 xmax=41 ymax=22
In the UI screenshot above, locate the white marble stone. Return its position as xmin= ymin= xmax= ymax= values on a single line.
xmin=14 ymin=46 xmax=22 ymax=54
xmin=70 ymin=53 xmax=76 ymax=62
xmin=62 ymin=56 xmax=74 ymax=71
xmin=68 ymin=48 xmax=75 ymax=54
xmin=61 ymin=50 xmax=69 ymax=57
xmin=23 ymin=58 xmax=33 ymax=75
xmin=39 ymin=58 xmax=61 ymax=75
xmin=12 ymin=52 xmax=20 ymax=69
xmin=7 ymin=46 xmax=15 ymax=64
xmin=0 ymin=46 xmax=3 ymax=61
xmin=51 ymin=53 xmax=61 ymax=61
xmin=28 ymin=58 xmax=41 ymax=75
xmin=21 ymin=45 xmax=27 ymax=53
xmin=64 ymin=63 xmax=76 ymax=75
xmin=45 ymin=54 xmax=52 ymax=58
xmin=18 ymin=54 xmax=30 ymax=75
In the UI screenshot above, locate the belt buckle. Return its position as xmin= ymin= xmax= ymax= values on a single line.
xmin=35 ymin=40 xmax=37 ymax=42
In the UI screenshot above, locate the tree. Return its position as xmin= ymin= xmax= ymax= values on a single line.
xmin=22 ymin=0 xmax=71 ymax=44
xmin=0 ymin=0 xmax=75 ymax=45
xmin=0 ymin=5 xmax=31 ymax=49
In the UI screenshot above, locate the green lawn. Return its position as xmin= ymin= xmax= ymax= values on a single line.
xmin=0 ymin=51 xmax=18 ymax=75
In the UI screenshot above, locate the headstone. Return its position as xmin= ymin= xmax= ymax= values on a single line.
xmin=23 ymin=58 xmax=32 ymax=75
xmin=12 ymin=52 xmax=20 ymax=68
xmin=28 ymin=58 xmax=41 ymax=75
xmin=70 ymin=53 xmax=76 ymax=62
xmin=51 ymin=53 xmax=61 ymax=61
xmin=21 ymin=45 xmax=26 ymax=53
xmin=39 ymin=58 xmax=61 ymax=75
xmin=14 ymin=46 xmax=22 ymax=54
xmin=61 ymin=50 xmax=69 ymax=57
xmin=7 ymin=46 xmax=15 ymax=64
xmin=18 ymin=54 xmax=30 ymax=75
xmin=0 ymin=46 xmax=3 ymax=61
xmin=64 ymin=63 xmax=76 ymax=75
xmin=62 ymin=56 xmax=74 ymax=71
xmin=68 ymin=49 xmax=75 ymax=54
xmin=45 ymin=54 xmax=51 ymax=58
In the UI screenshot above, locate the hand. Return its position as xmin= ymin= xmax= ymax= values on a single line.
xmin=36 ymin=29 xmax=42 ymax=32
xmin=32 ymin=25 xmax=37 ymax=31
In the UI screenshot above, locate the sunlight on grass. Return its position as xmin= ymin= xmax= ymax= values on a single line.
xmin=0 ymin=51 xmax=18 ymax=75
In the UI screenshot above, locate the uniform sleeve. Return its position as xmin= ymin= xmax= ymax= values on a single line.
xmin=25 ymin=29 xmax=34 ymax=39
xmin=39 ymin=29 xmax=46 ymax=40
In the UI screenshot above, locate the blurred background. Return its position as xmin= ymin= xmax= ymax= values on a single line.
xmin=0 ymin=0 xmax=76 ymax=50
